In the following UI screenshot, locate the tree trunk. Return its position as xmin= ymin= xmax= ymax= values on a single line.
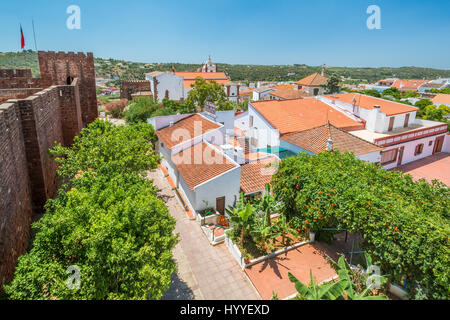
xmin=241 ymin=227 xmax=245 ymax=245
xmin=266 ymin=212 xmax=271 ymax=226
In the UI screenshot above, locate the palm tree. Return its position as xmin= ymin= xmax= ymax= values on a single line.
xmin=274 ymin=214 xmax=297 ymax=246
xmin=288 ymin=271 xmax=343 ymax=300
xmin=255 ymin=184 xmax=279 ymax=226
xmin=287 ymin=255 xmax=388 ymax=300
xmin=229 ymin=204 xmax=254 ymax=245
xmin=250 ymin=215 xmax=279 ymax=253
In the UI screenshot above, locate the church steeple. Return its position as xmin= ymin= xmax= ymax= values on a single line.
xmin=202 ymin=56 xmax=217 ymax=73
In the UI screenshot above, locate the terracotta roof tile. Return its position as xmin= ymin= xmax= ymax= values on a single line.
xmin=240 ymin=156 xmax=280 ymax=194
xmin=392 ymin=79 xmax=428 ymax=91
xmin=432 ymin=94 xmax=450 ymax=105
xmin=295 ymin=72 xmax=328 ymax=86
xmin=251 ymin=99 xmax=364 ymax=135
xmin=156 ymin=114 xmax=221 ymax=149
xmin=281 ymin=123 xmax=383 ymax=156
xmin=270 ymin=88 xmax=309 ymax=99
xmin=325 ymin=93 xmax=418 ymax=116
xmin=172 ymin=142 xmax=237 ymax=190
xmin=272 ymin=84 xmax=294 ymax=90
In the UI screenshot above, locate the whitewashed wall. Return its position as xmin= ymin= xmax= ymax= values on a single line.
xmin=383 ymin=133 xmax=447 ymax=169
xmin=193 ymin=166 xmax=241 ymax=212
xmin=443 ymin=133 xmax=450 ymax=153
xmin=145 ymin=73 xmax=184 ymax=102
xmin=248 ymin=104 xmax=280 ymax=149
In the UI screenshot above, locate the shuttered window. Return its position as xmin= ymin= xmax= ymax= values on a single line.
xmin=381 ymin=149 xmax=398 ymax=164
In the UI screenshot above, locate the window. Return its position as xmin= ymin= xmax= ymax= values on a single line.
xmin=249 ymin=116 xmax=254 ymax=127
xmin=165 ymin=90 xmax=169 ymax=99
xmin=429 ymin=141 xmax=433 ymax=146
xmin=388 ymin=117 xmax=395 ymax=131
xmin=415 ymin=144 xmax=424 ymax=156
xmin=381 ymin=149 xmax=398 ymax=164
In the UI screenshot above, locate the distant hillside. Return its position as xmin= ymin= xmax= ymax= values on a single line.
xmin=2 ymin=50 xmax=450 ymax=84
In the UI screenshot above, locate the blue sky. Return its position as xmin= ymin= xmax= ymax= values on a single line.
xmin=1 ymin=0 xmax=449 ymax=69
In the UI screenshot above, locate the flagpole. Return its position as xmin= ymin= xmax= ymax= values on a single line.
xmin=32 ymin=19 xmax=38 ymax=51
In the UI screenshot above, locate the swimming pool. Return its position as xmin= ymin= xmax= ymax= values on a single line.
xmin=256 ymin=146 xmax=297 ymax=160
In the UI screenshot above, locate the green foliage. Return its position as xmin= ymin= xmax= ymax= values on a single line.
xmin=360 ymin=89 xmax=381 ymax=98
xmin=185 ymin=77 xmax=232 ymax=111
xmin=50 ymin=120 xmax=159 ymax=180
xmin=254 ymin=184 xmax=280 ymax=225
xmin=125 ymin=97 xmax=195 ymax=124
xmin=288 ymin=254 xmax=388 ymax=300
xmin=325 ymin=74 xmax=341 ymax=94
xmin=125 ymin=97 xmax=159 ymax=124
xmin=430 ymin=88 xmax=450 ymax=94
xmin=4 ymin=120 xmax=177 ymax=300
xmin=272 ymin=151 xmax=450 ymax=299
xmin=229 ymin=203 xmax=255 ymax=246
xmin=381 ymin=87 xmax=401 ymax=100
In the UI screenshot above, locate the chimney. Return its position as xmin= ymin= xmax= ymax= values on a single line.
xmin=169 ymin=121 xmax=174 ymax=127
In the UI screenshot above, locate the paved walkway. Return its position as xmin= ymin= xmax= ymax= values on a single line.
xmin=395 ymin=153 xmax=449 ymax=186
xmin=148 ymin=170 xmax=260 ymax=300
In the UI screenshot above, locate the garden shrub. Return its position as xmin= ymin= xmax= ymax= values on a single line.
xmin=4 ymin=120 xmax=177 ymax=300
xmin=272 ymin=151 xmax=449 ymax=299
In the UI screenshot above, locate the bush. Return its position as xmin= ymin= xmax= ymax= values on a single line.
xmin=105 ymin=99 xmax=128 ymax=118
xmin=272 ymin=151 xmax=449 ymax=299
xmin=125 ymin=97 xmax=159 ymax=124
xmin=4 ymin=120 xmax=177 ymax=300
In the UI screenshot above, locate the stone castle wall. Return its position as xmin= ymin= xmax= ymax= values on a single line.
xmin=0 ymin=51 xmax=97 ymax=289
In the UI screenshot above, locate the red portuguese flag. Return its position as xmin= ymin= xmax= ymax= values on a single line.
xmin=20 ymin=24 xmax=25 ymax=49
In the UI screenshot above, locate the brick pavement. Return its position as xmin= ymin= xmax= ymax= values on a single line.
xmin=148 ymin=170 xmax=261 ymax=300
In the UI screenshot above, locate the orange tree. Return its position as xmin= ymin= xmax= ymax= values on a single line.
xmin=272 ymin=151 xmax=449 ymax=300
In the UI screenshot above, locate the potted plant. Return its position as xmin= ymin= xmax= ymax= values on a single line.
xmin=243 ymin=252 xmax=250 ymax=265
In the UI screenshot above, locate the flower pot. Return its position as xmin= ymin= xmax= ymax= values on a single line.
xmin=309 ymin=231 xmax=316 ymax=242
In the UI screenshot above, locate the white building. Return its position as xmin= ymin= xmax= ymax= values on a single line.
xmin=145 ymin=71 xmax=184 ymax=102
xmin=145 ymin=68 xmax=240 ymax=103
xmin=152 ymin=112 xmax=279 ymax=215
xmin=201 ymin=57 xmax=217 ymax=73
xmin=246 ymin=98 xmax=382 ymax=162
xmin=252 ymin=86 xmax=274 ymax=101
xmin=418 ymin=78 xmax=450 ymax=93
xmin=319 ymin=93 xmax=449 ymax=169
xmin=143 ymin=58 xmax=240 ymax=103
xmin=432 ymin=94 xmax=450 ymax=108
xmin=294 ymin=72 xmax=328 ymax=96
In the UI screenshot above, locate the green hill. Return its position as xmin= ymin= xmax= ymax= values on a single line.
xmin=2 ymin=50 xmax=450 ymax=84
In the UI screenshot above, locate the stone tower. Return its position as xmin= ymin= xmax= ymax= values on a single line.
xmin=38 ymin=51 xmax=98 ymax=126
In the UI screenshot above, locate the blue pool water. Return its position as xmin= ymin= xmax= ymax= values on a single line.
xmin=257 ymin=146 xmax=297 ymax=160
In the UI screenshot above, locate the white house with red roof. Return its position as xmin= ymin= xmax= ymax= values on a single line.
xmin=319 ymin=93 xmax=449 ymax=169
xmin=151 ymin=111 xmax=279 ymax=218
xmin=145 ymin=58 xmax=240 ymax=103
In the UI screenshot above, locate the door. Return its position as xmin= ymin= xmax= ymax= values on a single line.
xmin=433 ymin=136 xmax=444 ymax=154
xmin=397 ymin=146 xmax=405 ymax=166
xmin=216 ymin=197 xmax=225 ymax=215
